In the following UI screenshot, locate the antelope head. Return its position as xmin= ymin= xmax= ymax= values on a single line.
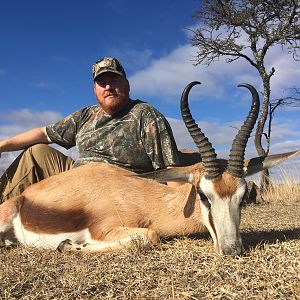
xmin=139 ymin=81 xmax=300 ymax=256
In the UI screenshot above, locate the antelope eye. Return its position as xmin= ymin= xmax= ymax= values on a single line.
xmin=199 ymin=192 xmax=209 ymax=203
xmin=199 ymin=193 xmax=212 ymax=208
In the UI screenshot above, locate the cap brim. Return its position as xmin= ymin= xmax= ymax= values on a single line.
xmin=94 ymin=69 xmax=125 ymax=80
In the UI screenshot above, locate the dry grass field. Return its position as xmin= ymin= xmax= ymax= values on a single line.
xmin=0 ymin=179 xmax=299 ymax=300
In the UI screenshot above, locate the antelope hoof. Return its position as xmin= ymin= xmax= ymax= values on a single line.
xmin=57 ymin=239 xmax=73 ymax=253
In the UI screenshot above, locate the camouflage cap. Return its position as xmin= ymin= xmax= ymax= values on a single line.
xmin=92 ymin=57 xmax=126 ymax=80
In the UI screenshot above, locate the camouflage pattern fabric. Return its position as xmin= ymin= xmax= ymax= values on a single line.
xmin=92 ymin=57 xmax=126 ymax=79
xmin=46 ymin=99 xmax=179 ymax=173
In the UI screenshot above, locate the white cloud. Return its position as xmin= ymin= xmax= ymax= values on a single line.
xmin=270 ymin=139 xmax=300 ymax=154
xmin=168 ymin=117 xmax=245 ymax=149
xmin=169 ymin=116 xmax=299 ymax=154
xmin=1 ymin=109 xmax=62 ymax=123
xmin=113 ymin=49 xmax=154 ymax=73
xmin=265 ymin=47 xmax=300 ymax=96
xmin=129 ymin=44 xmax=260 ymax=102
xmin=0 ymin=109 xmax=63 ymax=139
xmin=268 ymin=119 xmax=299 ymax=141
xmin=129 ymin=42 xmax=300 ymax=104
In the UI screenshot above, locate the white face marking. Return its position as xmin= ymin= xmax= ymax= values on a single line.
xmin=199 ymin=176 xmax=246 ymax=255
xmin=199 ymin=199 xmax=217 ymax=246
xmin=188 ymin=173 xmax=194 ymax=183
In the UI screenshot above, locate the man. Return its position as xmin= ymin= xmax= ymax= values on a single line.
xmin=0 ymin=57 xmax=180 ymax=202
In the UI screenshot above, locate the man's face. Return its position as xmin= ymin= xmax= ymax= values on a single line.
xmin=94 ymin=72 xmax=130 ymax=115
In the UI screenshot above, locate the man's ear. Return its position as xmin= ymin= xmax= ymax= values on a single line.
xmin=126 ymin=78 xmax=130 ymax=92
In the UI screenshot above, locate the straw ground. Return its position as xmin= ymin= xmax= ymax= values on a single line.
xmin=0 ymin=175 xmax=299 ymax=299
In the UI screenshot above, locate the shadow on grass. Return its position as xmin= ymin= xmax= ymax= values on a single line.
xmin=242 ymin=228 xmax=300 ymax=250
xmin=162 ymin=228 xmax=300 ymax=252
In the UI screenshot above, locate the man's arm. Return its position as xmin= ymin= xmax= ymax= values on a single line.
xmin=0 ymin=127 xmax=52 ymax=154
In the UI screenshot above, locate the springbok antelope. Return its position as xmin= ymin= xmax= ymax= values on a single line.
xmin=0 ymin=82 xmax=299 ymax=256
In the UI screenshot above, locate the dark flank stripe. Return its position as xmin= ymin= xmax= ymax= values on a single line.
xmin=19 ymin=199 xmax=90 ymax=234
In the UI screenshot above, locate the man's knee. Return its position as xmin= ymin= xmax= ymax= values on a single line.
xmin=26 ymin=144 xmax=52 ymax=156
xmin=24 ymin=144 xmax=73 ymax=175
xmin=25 ymin=144 xmax=63 ymax=164
xmin=20 ymin=144 xmax=55 ymax=171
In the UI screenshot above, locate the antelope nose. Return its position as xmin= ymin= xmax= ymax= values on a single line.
xmin=221 ymin=241 xmax=243 ymax=256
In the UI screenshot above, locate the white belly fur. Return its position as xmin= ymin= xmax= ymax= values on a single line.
xmin=11 ymin=214 xmax=92 ymax=249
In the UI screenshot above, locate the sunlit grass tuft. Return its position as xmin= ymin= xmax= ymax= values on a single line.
xmin=262 ymin=169 xmax=300 ymax=203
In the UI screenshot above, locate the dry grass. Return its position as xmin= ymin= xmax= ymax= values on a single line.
xmin=262 ymin=173 xmax=300 ymax=204
xmin=1 ymin=178 xmax=299 ymax=299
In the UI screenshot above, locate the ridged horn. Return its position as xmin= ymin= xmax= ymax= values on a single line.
xmin=228 ymin=83 xmax=260 ymax=178
xmin=181 ymin=81 xmax=220 ymax=180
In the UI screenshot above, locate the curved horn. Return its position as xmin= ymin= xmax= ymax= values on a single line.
xmin=181 ymin=81 xmax=220 ymax=180
xmin=228 ymin=83 xmax=260 ymax=178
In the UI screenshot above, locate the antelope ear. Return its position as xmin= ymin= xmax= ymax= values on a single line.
xmin=243 ymin=149 xmax=300 ymax=177
xmin=134 ymin=165 xmax=196 ymax=183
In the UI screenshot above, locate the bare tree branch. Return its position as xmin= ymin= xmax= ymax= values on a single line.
xmin=191 ymin=0 xmax=300 ymax=190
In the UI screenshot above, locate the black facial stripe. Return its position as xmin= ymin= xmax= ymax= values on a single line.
xmin=198 ymin=192 xmax=207 ymax=200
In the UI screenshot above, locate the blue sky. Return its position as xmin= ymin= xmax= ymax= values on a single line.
xmin=0 ymin=0 xmax=200 ymax=115
xmin=0 ymin=0 xmax=299 ymax=180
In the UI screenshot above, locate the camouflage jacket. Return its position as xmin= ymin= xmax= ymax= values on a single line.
xmin=46 ymin=99 xmax=179 ymax=173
